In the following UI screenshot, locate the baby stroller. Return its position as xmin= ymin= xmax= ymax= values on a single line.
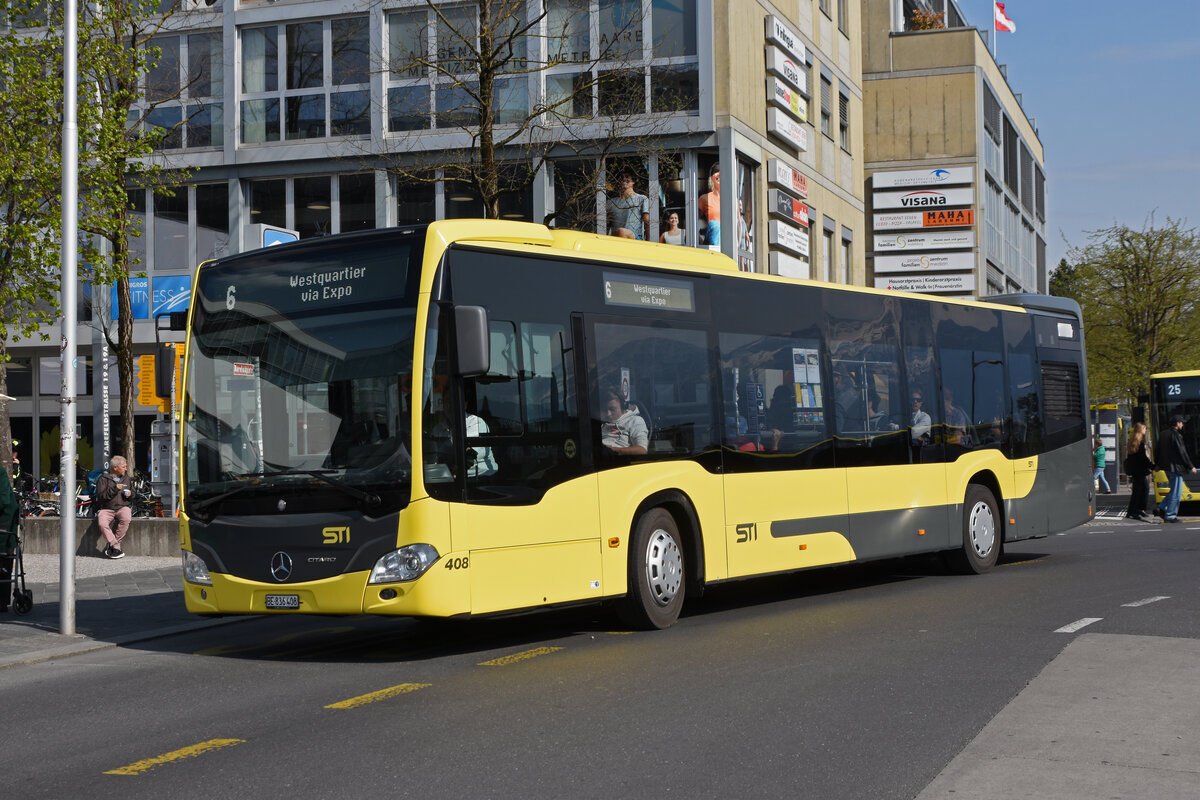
xmin=1 ymin=519 xmax=33 ymax=615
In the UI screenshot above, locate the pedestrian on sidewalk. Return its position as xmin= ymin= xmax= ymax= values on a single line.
xmin=1093 ymin=437 xmax=1111 ymax=494
xmin=1124 ymin=421 xmax=1155 ymax=522
xmin=0 ymin=466 xmax=20 ymax=612
xmin=94 ymin=455 xmax=133 ymax=558
xmin=1156 ymin=415 xmax=1196 ymax=523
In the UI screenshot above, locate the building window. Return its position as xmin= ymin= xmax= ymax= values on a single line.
xmin=247 ymin=174 xmax=377 ymax=238
xmin=837 ymin=0 xmax=848 ymax=33
xmin=387 ymin=0 xmax=697 ymax=134
xmin=127 ymin=184 xmax=231 ymax=274
xmin=838 ymin=91 xmax=850 ymax=151
xmin=822 ymin=226 xmax=834 ymax=282
xmin=820 ymin=76 xmax=832 ymax=138
xmin=819 ymin=0 xmax=830 ymax=17
xmin=140 ymin=31 xmax=223 ymax=150
xmin=840 ymin=230 xmax=852 ymax=284
xmin=241 ymin=18 xmax=370 ymax=144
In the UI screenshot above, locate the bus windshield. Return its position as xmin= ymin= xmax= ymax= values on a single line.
xmin=183 ymin=233 xmax=423 ymax=516
xmin=1151 ymin=373 xmax=1200 ymax=463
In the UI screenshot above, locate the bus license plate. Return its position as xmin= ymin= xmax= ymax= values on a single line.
xmin=265 ymin=594 xmax=300 ymax=610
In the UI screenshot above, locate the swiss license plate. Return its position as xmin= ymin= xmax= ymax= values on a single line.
xmin=265 ymin=594 xmax=300 ymax=610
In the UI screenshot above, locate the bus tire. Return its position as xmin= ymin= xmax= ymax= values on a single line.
xmin=948 ymin=484 xmax=1000 ymax=574
xmin=618 ymin=508 xmax=685 ymax=630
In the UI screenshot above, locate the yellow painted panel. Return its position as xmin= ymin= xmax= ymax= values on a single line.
xmin=597 ymin=461 xmax=727 ymax=592
xmin=469 ymin=539 xmax=601 ymax=615
xmin=724 ymin=468 xmax=848 ymax=577
xmin=845 ymin=462 xmax=948 ymax=514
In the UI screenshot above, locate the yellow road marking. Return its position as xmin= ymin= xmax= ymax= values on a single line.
xmin=325 ymin=682 xmax=432 ymax=709
xmin=105 ymin=738 xmax=245 ymax=776
xmin=478 ymin=646 xmax=564 ymax=666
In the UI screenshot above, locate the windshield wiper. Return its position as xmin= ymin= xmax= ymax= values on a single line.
xmin=255 ymin=467 xmax=382 ymax=507
xmin=187 ymin=478 xmax=268 ymax=515
xmin=188 ymin=468 xmax=381 ymax=515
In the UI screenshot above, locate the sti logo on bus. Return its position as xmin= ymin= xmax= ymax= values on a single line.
xmin=323 ymin=526 xmax=350 ymax=544
xmin=736 ymin=523 xmax=758 ymax=543
xmin=899 ymin=191 xmax=949 ymax=207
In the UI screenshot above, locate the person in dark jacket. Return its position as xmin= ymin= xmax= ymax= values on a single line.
xmin=0 ymin=467 xmax=20 ymax=612
xmin=1124 ymin=422 xmax=1154 ymax=522
xmin=94 ymin=455 xmax=133 ymax=558
xmin=1157 ymin=415 xmax=1196 ymax=523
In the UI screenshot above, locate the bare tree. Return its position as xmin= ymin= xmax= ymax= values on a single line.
xmin=375 ymin=0 xmax=700 ymax=226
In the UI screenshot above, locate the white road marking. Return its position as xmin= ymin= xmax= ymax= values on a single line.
xmin=1054 ymin=617 xmax=1103 ymax=634
xmin=1122 ymin=596 xmax=1170 ymax=608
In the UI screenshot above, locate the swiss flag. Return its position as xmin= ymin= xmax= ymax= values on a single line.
xmin=994 ymin=3 xmax=1016 ymax=33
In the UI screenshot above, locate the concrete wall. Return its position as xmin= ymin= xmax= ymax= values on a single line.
xmin=18 ymin=518 xmax=179 ymax=557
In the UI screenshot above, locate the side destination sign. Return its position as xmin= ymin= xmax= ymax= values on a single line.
xmin=873 ymin=186 xmax=975 ymax=210
xmin=603 ymin=272 xmax=695 ymax=312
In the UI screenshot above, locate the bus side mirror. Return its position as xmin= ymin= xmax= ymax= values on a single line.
xmin=455 ymin=305 xmax=490 ymax=377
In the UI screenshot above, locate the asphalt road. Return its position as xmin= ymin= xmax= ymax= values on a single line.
xmin=5 ymin=515 xmax=1198 ymax=800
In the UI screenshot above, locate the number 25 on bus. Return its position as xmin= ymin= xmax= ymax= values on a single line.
xmin=178 ymin=221 xmax=1093 ymax=629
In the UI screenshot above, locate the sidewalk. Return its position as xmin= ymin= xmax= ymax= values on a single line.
xmin=0 ymin=553 xmax=237 ymax=668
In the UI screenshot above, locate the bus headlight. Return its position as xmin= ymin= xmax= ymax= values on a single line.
xmin=182 ymin=550 xmax=212 ymax=586
xmin=369 ymin=544 xmax=440 ymax=584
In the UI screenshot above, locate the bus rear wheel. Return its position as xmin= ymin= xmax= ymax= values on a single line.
xmin=618 ymin=508 xmax=685 ymax=630
xmin=947 ymin=484 xmax=1000 ymax=574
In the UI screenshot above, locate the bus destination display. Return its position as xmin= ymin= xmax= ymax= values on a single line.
xmin=603 ymin=272 xmax=695 ymax=312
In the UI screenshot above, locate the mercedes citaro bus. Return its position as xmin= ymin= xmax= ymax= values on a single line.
xmin=179 ymin=221 xmax=1092 ymax=628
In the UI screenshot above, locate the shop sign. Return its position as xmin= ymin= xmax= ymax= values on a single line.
xmin=874 ymin=273 xmax=976 ymax=293
xmin=767 ymin=108 xmax=808 ymax=151
xmin=769 ymin=250 xmax=809 ymax=280
xmin=768 ymin=158 xmax=809 ymax=199
xmin=768 ymin=77 xmax=807 ymax=122
xmin=872 ymin=230 xmax=975 ymax=251
xmin=873 ymin=186 xmax=974 ymax=210
xmin=924 ymin=209 xmax=975 ymax=227
xmin=765 ymin=46 xmax=805 ymax=93
xmin=770 ymin=189 xmax=809 ymax=226
xmin=769 ymin=220 xmax=810 ymax=257
xmin=765 ymin=14 xmax=806 ymax=64
xmin=872 ymin=166 xmax=974 ymax=188
xmin=873 ymin=251 xmax=976 ymax=273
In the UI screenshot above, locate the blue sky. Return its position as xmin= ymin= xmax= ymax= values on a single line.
xmin=962 ymin=0 xmax=1200 ymax=268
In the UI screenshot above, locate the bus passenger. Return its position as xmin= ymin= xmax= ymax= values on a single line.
xmin=910 ymin=391 xmax=932 ymax=443
xmin=943 ymin=388 xmax=969 ymax=445
xmin=601 ymin=389 xmax=648 ymax=455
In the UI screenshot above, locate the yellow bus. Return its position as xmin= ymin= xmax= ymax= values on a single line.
xmin=1148 ymin=370 xmax=1200 ymax=505
xmin=179 ymin=221 xmax=1093 ymax=628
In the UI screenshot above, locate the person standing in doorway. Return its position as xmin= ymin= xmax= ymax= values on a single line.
xmin=607 ymin=171 xmax=650 ymax=241
xmin=1124 ymin=421 xmax=1154 ymax=522
xmin=698 ymin=162 xmax=721 ymax=246
xmin=1157 ymin=414 xmax=1196 ymax=523
xmin=659 ymin=211 xmax=684 ymax=244
xmin=94 ymin=455 xmax=133 ymax=558
xmin=1092 ymin=436 xmax=1111 ymax=494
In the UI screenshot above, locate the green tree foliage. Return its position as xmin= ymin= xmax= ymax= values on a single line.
xmin=1052 ymin=218 xmax=1200 ymax=404
xmin=0 ymin=0 xmax=66 ymax=475
xmin=76 ymin=0 xmax=190 ymax=467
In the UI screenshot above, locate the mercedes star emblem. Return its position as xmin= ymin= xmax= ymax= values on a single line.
xmin=270 ymin=551 xmax=293 ymax=582
xmin=277 ymin=499 xmax=287 ymax=512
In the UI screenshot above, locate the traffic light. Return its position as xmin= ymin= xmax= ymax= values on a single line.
xmin=155 ymin=343 xmax=175 ymax=398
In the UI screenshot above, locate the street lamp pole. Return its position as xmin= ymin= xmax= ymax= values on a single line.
xmin=59 ymin=0 xmax=79 ymax=636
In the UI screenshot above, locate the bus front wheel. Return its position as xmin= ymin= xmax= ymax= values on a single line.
xmin=618 ymin=508 xmax=685 ymax=630
xmin=947 ymin=484 xmax=1000 ymax=574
